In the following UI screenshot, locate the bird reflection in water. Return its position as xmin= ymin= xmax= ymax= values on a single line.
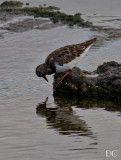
xmin=36 ymin=97 xmax=94 ymax=138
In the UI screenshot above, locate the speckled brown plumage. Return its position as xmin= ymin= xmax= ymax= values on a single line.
xmin=45 ymin=38 xmax=97 ymax=69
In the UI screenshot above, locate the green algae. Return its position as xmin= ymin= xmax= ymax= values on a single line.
xmin=95 ymin=61 xmax=119 ymax=73
xmin=0 ymin=1 xmax=23 ymax=9
xmin=0 ymin=1 xmax=93 ymax=28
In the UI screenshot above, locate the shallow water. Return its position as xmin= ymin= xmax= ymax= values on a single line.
xmin=0 ymin=1 xmax=121 ymax=160
xmin=10 ymin=0 xmax=121 ymax=16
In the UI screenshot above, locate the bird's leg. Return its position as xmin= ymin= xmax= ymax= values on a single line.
xmin=57 ymin=70 xmax=72 ymax=85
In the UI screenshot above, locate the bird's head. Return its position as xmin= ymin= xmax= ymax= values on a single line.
xmin=36 ymin=63 xmax=48 ymax=82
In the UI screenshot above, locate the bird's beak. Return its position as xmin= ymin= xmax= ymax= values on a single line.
xmin=43 ymin=75 xmax=48 ymax=82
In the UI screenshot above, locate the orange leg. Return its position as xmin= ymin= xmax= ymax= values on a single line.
xmin=57 ymin=70 xmax=72 ymax=85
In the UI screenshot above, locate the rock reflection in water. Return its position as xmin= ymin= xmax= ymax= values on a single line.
xmin=54 ymin=94 xmax=121 ymax=111
xmin=36 ymin=97 xmax=94 ymax=137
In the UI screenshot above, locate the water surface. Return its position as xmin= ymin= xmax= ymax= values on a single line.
xmin=0 ymin=1 xmax=121 ymax=159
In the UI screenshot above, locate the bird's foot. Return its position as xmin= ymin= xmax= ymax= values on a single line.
xmin=56 ymin=70 xmax=72 ymax=86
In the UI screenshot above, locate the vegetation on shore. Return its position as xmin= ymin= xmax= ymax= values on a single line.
xmin=0 ymin=1 xmax=23 ymax=9
xmin=0 ymin=1 xmax=93 ymax=27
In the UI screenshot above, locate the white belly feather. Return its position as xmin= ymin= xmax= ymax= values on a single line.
xmin=55 ymin=45 xmax=92 ymax=73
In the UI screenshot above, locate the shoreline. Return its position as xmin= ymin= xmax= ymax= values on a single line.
xmin=0 ymin=2 xmax=121 ymax=44
xmin=0 ymin=1 xmax=96 ymax=33
xmin=0 ymin=10 xmax=62 ymax=32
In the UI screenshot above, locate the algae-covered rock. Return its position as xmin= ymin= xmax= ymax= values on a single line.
xmin=53 ymin=61 xmax=121 ymax=100
xmin=53 ymin=67 xmax=98 ymax=95
xmin=95 ymin=61 xmax=120 ymax=73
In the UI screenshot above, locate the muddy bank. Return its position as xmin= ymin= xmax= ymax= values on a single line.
xmin=53 ymin=61 xmax=121 ymax=100
xmin=0 ymin=1 xmax=93 ymax=33
xmin=0 ymin=10 xmax=60 ymax=32
xmin=0 ymin=17 xmax=59 ymax=32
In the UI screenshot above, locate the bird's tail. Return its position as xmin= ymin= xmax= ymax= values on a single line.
xmin=76 ymin=37 xmax=97 ymax=59
xmin=82 ymin=38 xmax=97 ymax=48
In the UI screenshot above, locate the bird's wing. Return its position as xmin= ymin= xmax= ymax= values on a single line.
xmin=46 ymin=44 xmax=85 ymax=66
xmin=45 ymin=38 xmax=96 ymax=66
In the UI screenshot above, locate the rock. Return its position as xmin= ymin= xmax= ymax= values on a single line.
xmin=53 ymin=61 xmax=121 ymax=100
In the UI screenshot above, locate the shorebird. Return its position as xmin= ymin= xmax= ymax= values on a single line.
xmin=36 ymin=38 xmax=97 ymax=83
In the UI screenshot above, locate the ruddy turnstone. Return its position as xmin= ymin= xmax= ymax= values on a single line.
xmin=36 ymin=38 xmax=97 ymax=83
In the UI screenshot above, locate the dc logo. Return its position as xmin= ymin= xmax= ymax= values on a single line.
xmin=106 ymin=150 xmax=117 ymax=157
